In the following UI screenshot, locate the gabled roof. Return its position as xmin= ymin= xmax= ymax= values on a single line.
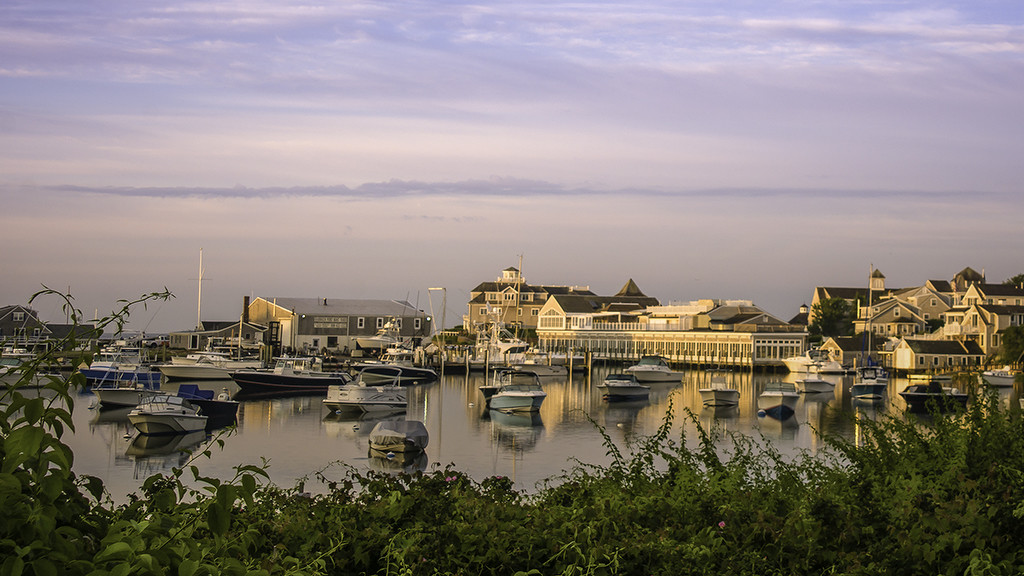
xmin=44 ymin=323 xmax=101 ymax=340
xmin=976 ymin=283 xmax=1024 ymax=298
xmin=0 ymin=305 xmax=42 ymax=323
xmin=977 ymin=304 xmax=1024 ymax=315
xmin=788 ymin=311 xmax=809 ymax=325
xmin=927 ymin=280 xmax=954 ymax=293
xmin=954 ymin=267 xmax=985 ymax=282
xmin=871 ymin=269 xmax=886 ymax=279
xmin=903 ymin=339 xmax=984 ymax=355
xmin=823 ymin=336 xmax=867 ymax=353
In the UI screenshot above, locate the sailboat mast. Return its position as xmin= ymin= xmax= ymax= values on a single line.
xmin=197 ymin=248 xmax=204 ymax=330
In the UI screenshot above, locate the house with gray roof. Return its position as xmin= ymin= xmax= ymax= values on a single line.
xmin=246 ymin=296 xmax=432 ymax=355
xmin=892 ymin=338 xmax=984 ymax=373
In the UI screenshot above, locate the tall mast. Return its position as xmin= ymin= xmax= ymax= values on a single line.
xmin=197 ymin=248 xmax=204 ymax=330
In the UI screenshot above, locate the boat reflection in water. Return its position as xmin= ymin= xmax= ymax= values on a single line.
xmin=601 ymin=399 xmax=648 ymax=435
xmin=368 ymin=449 xmax=429 ymax=475
xmin=756 ymin=410 xmax=799 ymax=440
xmin=485 ymin=409 xmax=544 ymax=452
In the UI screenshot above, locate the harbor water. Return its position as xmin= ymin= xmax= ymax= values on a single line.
xmin=54 ymin=365 xmax=1014 ymax=502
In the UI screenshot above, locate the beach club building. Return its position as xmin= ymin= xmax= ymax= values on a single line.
xmin=536 ymin=298 xmax=807 ymax=368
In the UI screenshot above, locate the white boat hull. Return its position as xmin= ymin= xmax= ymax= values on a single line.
xmin=795 ymin=378 xmax=835 ymax=394
xmin=598 ymin=383 xmax=650 ymax=401
xmin=982 ymin=372 xmax=1017 ymax=387
xmin=489 ymin=391 xmax=546 ymax=413
xmin=94 ymin=387 xmax=163 ymax=408
xmin=699 ymin=388 xmax=740 ymax=407
xmin=323 ymin=385 xmax=407 ymax=413
xmin=624 ymin=368 xmax=682 ymax=383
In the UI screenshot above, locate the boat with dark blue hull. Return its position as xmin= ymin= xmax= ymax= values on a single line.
xmin=230 ymin=357 xmax=351 ymax=393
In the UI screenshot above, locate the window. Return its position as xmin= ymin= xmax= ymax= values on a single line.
xmin=357 ymin=317 xmax=365 ymax=329
xmin=376 ymin=318 xmax=385 ymax=329
xmin=414 ymin=318 xmax=421 ymax=330
xmin=327 ymin=336 xmax=338 ymax=347
xmin=532 ymin=309 xmax=539 ymax=316
xmin=518 ymin=309 xmax=523 ymax=316
xmin=12 ymin=311 xmax=24 ymax=322
xmin=312 ymin=338 xmax=320 ymax=348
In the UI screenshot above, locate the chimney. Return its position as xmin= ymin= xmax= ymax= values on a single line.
xmin=242 ymin=296 xmax=250 ymax=323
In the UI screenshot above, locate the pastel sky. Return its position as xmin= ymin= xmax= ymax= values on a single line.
xmin=2 ymin=1 xmax=1022 ymax=333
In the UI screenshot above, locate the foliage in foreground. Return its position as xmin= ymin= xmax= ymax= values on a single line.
xmin=4 ymin=289 xmax=1024 ymax=575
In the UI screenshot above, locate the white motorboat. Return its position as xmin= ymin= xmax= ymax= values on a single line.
xmin=355 ymin=318 xmax=404 ymax=353
xmin=488 ymin=371 xmax=547 ymax=413
xmin=324 ymin=366 xmax=408 ymax=413
xmin=795 ymin=375 xmax=835 ymax=394
xmin=463 ymin=323 xmax=530 ymax=370
xmin=93 ymin=382 xmax=165 ymax=408
xmin=850 ymin=366 xmax=889 ymax=400
xmin=509 ymin=350 xmax=568 ymax=377
xmin=782 ymin=350 xmax=849 ymax=374
xmin=368 ymin=420 xmax=429 ymax=453
xmin=156 ymin=353 xmax=262 ymax=381
xmin=128 ymin=395 xmax=208 ymax=435
xmin=698 ymin=372 xmax=740 ymax=407
xmin=624 ymin=355 xmax=682 ymax=383
xmin=351 ymin=346 xmax=437 ymax=385
xmin=758 ymin=381 xmax=799 ymax=419
xmin=597 ymin=373 xmax=650 ymax=402
xmin=981 ymin=367 xmax=1018 ymax=388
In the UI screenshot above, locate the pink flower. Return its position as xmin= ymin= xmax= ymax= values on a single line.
xmin=718 ymin=521 xmax=726 ymax=529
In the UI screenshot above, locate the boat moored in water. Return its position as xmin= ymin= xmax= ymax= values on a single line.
xmin=981 ymin=367 xmax=1018 ymax=388
xmin=230 ymin=357 xmax=351 ymax=393
xmin=758 ymin=381 xmax=799 ymax=419
xmin=698 ymin=372 xmax=740 ymax=407
xmin=598 ymin=372 xmax=651 ymax=402
xmin=899 ymin=381 xmax=968 ymax=413
xmin=368 ymin=420 xmax=429 ymax=453
xmin=624 ymin=355 xmax=683 ymax=383
xmin=488 ymin=370 xmax=547 ymax=413
xmin=128 ymin=395 xmax=208 ymax=435
xmin=324 ymin=366 xmax=408 ymax=414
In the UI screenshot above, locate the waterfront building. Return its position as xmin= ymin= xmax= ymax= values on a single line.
xmin=463 ymin=267 xmax=612 ymax=332
xmin=891 ymin=338 xmax=984 ymax=373
xmin=245 ymin=296 xmax=432 ymax=355
xmin=536 ymin=298 xmax=806 ymax=369
xmin=1 ymin=304 xmax=100 ymax=351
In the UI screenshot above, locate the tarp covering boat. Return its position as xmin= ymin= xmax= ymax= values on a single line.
xmin=368 ymin=420 xmax=429 ymax=453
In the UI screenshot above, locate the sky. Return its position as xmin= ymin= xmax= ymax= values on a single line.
xmin=1 ymin=1 xmax=1022 ymax=334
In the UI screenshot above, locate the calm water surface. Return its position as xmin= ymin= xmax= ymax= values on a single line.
xmin=57 ymin=365 xmax=1017 ymax=501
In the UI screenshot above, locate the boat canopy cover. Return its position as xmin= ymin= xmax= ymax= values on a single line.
xmin=368 ymin=420 xmax=429 ymax=451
